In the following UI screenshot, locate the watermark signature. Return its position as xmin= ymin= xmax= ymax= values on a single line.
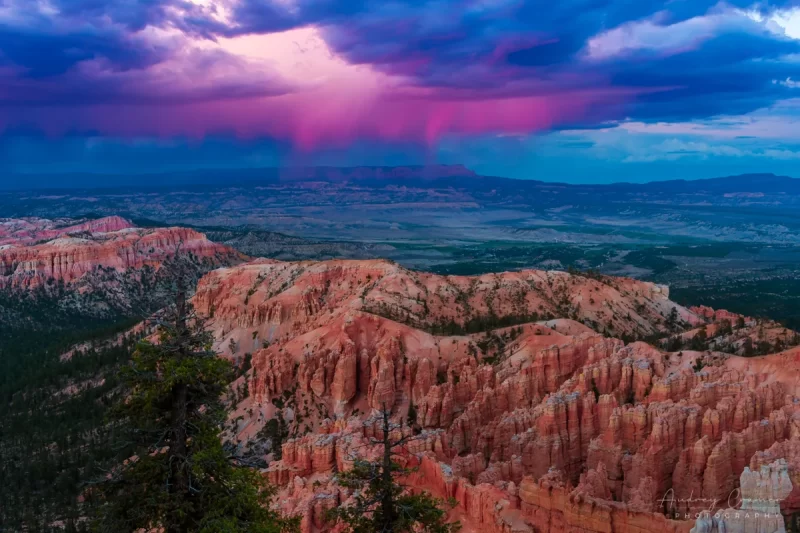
xmin=657 ymin=488 xmax=783 ymax=520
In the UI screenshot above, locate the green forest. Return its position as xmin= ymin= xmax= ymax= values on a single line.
xmin=1 ymin=312 xmax=139 ymax=530
xmin=0 ymin=257 xmax=218 ymax=531
xmin=0 ymin=263 xmax=462 ymax=533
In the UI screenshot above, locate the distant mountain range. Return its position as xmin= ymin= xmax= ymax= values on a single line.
xmin=3 ymin=165 xmax=798 ymax=194
xmin=606 ymin=173 xmax=800 ymax=194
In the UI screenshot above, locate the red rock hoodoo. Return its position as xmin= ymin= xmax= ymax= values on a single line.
xmin=194 ymin=258 xmax=800 ymax=533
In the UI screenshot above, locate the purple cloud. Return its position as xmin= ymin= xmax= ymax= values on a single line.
xmin=0 ymin=0 xmax=799 ymax=149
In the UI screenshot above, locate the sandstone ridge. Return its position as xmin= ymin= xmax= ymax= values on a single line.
xmin=0 ymin=216 xmax=239 ymax=288
xmin=195 ymin=258 xmax=800 ymax=533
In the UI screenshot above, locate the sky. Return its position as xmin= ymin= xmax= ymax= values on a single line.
xmin=1 ymin=0 xmax=800 ymax=183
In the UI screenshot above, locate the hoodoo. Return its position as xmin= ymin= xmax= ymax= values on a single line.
xmin=194 ymin=258 xmax=800 ymax=533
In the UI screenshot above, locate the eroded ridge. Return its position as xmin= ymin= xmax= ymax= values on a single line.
xmin=194 ymin=259 xmax=800 ymax=533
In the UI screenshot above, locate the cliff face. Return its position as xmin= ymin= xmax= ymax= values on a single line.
xmin=194 ymin=258 xmax=800 ymax=533
xmin=0 ymin=215 xmax=133 ymax=246
xmin=0 ymin=216 xmax=239 ymax=288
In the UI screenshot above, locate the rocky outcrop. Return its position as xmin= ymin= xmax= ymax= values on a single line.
xmin=690 ymin=459 xmax=792 ymax=533
xmin=518 ymin=472 xmax=692 ymax=533
xmin=196 ymin=259 xmax=702 ymax=353
xmin=750 ymin=438 xmax=800 ymax=520
xmin=193 ymin=259 xmax=800 ymax=533
xmin=690 ymin=306 xmax=746 ymax=324
xmin=0 ymin=217 xmax=238 ymax=288
xmin=0 ymin=215 xmax=134 ymax=246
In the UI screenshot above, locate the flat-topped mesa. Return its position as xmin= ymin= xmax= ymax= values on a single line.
xmin=0 ymin=216 xmax=238 ymax=288
xmin=195 ymin=258 xmax=800 ymax=533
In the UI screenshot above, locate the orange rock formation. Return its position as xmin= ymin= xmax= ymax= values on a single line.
xmin=193 ymin=258 xmax=800 ymax=533
xmin=0 ymin=216 xmax=238 ymax=288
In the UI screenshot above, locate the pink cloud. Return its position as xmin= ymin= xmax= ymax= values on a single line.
xmin=0 ymin=26 xmax=633 ymax=148
xmin=4 ymin=85 xmax=630 ymax=149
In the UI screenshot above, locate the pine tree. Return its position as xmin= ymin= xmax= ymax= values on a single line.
xmin=90 ymin=282 xmax=296 ymax=533
xmin=666 ymin=306 xmax=680 ymax=331
xmin=743 ymin=337 xmax=755 ymax=357
xmin=690 ymin=326 xmax=708 ymax=351
xmin=328 ymin=407 xmax=460 ymax=533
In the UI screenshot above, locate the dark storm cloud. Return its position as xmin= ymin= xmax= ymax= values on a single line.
xmin=0 ymin=0 xmax=799 ymax=136
xmin=0 ymin=19 xmax=170 ymax=78
xmin=608 ymin=29 xmax=800 ymax=121
xmin=214 ymin=0 xmax=800 ymax=122
xmin=0 ymin=0 xmax=293 ymax=106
